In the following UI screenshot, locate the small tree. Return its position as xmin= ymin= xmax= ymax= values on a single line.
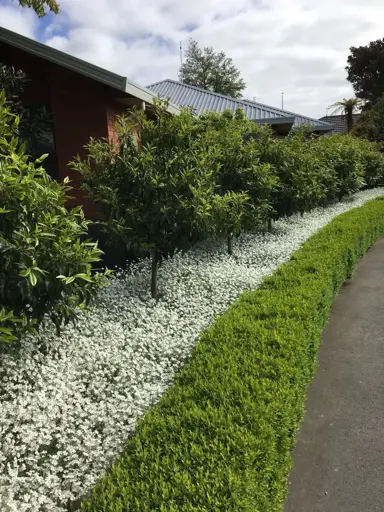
xmin=330 ymin=98 xmax=362 ymax=133
xmin=73 ymin=102 xmax=223 ymax=298
xmin=0 ymin=93 xmax=107 ymax=342
xmin=211 ymin=192 xmax=250 ymax=255
xmin=202 ymin=110 xmax=277 ymax=252
xmin=179 ymin=39 xmax=246 ymax=98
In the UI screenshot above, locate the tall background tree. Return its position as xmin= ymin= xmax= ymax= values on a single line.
xmin=346 ymin=39 xmax=384 ymax=105
xmin=330 ymin=97 xmax=362 ymax=133
xmin=179 ymin=39 xmax=246 ymax=98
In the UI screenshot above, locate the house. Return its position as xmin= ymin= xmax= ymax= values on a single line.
xmin=148 ymin=79 xmax=333 ymax=136
xmin=318 ymin=114 xmax=361 ymax=134
xmin=0 ymin=27 xmax=179 ymax=218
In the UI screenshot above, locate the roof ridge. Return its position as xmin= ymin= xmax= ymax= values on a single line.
xmin=146 ymin=78 xmax=172 ymax=88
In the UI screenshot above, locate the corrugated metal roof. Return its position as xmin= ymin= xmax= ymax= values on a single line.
xmin=148 ymin=79 xmax=332 ymax=131
xmin=319 ymin=114 xmax=361 ymax=134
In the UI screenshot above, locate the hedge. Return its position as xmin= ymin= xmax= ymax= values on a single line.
xmin=81 ymin=198 xmax=384 ymax=512
xmin=75 ymin=104 xmax=384 ymax=295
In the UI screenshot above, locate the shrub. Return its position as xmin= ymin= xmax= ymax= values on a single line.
xmin=201 ymin=110 xmax=277 ymax=253
xmin=315 ymin=134 xmax=365 ymax=199
xmin=351 ymin=94 xmax=384 ymax=140
xmin=73 ymin=101 xmax=224 ymax=298
xmin=357 ymin=138 xmax=384 ymax=187
xmin=0 ymin=93 xmax=107 ymax=342
xmin=80 ymin=197 xmax=384 ymax=512
xmin=211 ymin=190 xmax=250 ymax=254
xmin=259 ymin=131 xmax=384 ymax=219
xmin=261 ymin=131 xmax=331 ymax=218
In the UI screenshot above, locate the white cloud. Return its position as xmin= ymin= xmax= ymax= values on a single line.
xmin=1 ymin=0 xmax=384 ymax=117
xmin=0 ymin=4 xmax=37 ymax=38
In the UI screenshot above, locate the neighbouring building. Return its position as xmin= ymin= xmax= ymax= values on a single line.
xmin=0 ymin=27 xmax=179 ymax=218
xmin=318 ymin=114 xmax=361 ymax=134
xmin=148 ymin=79 xmax=333 ymax=136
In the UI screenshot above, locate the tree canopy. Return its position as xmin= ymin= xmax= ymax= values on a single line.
xmin=18 ymin=0 xmax=59 ymax=17
xmin=346 ymin=39 xmax=384 ymax=104
xmin=179 ymin=39 xmax=246 ymax=99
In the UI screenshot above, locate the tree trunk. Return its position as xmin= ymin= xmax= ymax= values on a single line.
xmin=347 ymin=107 xmax=353 ymax=133
xmin=227 ymin=234 xmax=233 ymax=256
xmin=151 ymin=251 xmax=159 ymax=299
xmin=268 ymin=218 xmax=272 ymax=231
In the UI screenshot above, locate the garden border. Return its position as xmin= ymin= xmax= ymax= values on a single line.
xmin=81 ymin=198 xmax=384 ymax=510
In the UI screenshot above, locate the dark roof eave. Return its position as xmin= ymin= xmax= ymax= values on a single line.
xmin=291 ymin=122 xmax=333 ymax=133
xmin=311 ymin=125 xmax=334 ymax=133
xmin=253 ymin=116 xmax=295 ymax=126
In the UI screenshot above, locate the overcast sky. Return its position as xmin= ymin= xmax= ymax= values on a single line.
xmin=1 ymin=0 xmax=383 ymax=118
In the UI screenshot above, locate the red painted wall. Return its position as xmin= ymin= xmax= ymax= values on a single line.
xmin=106 ymin=102 xmax=126 ymax=146
xmin=1 ymin=42 xmax=129 ymax=219
xmin=0 ymin=44 xmax=50 ymax=105
xmin=49 ymin=68 xmax=110 ymax=217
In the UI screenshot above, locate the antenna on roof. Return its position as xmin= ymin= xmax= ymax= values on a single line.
xmin=281 ymin=92 xmax=284 ymax=110
xmin=180 ymin=41 xmax=183 ymax=72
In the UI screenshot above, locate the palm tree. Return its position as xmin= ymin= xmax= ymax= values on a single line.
xmin=330 ymin=98 xmax=362 ymax=133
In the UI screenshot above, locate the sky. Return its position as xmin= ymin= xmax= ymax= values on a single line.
xmin=0 ymin=0 xmax=383 ymax=118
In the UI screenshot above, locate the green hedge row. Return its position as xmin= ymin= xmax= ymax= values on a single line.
xmin=74 ymin=103 xmax=384 ymax=297
xmin=81 ymin=199 xmax=384 ymax=512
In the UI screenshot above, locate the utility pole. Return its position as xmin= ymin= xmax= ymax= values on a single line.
xmin=179 ymin=41 xmax=183 ymax=82
xmin=281 ymin=92 xmax=284 ymax=110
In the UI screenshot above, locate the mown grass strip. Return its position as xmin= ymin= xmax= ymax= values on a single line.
xmin=81 ymin=198 xmax=384 ymax=512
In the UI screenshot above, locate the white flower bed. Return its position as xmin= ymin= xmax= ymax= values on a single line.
xmin=1 ymin=189 xmax=383 ymax=511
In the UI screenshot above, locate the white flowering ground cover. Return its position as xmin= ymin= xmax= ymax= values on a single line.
xmin=1 ymin=189 xmax=384 ymax=512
